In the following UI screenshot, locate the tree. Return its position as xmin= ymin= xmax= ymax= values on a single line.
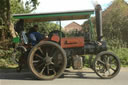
xmin=102 ymin=0 xmax=128 ymax=48
xmin=0 ymin=0 xmax=11 ymax=40
xmin=82 ymin=0 xmax=128 ymax=48
xmin=24 ymin=22 xmax=61 ymax=35
xmin=11 ymin=0 xmax=32 ymax=22
xmin=0 ymin=0 xmax=39 ymax=40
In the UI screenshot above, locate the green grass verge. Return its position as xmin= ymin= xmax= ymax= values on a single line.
xmin=110 ymin=47 xmax=128 ymax=66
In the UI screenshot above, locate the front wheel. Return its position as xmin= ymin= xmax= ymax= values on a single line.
xmin=28 ymin=41 xmax=67 ymax=80
xmin=93 ymin=51 xmax=120 ymax=79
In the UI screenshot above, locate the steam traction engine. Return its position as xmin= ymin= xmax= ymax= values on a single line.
xmin=12 ymin=4 xmax=120 ymax=80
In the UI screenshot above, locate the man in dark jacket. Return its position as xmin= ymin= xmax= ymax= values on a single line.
xmin=29 ymin=25 xmax=45 ymax=45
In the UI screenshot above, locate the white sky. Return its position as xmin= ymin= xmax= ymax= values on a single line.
xmin=23 ymin=0 xmax=115 ymax=27
xmin=34 ymin=0 xmax=114 ymax=13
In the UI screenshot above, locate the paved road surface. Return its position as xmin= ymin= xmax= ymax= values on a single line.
xmin=0 ymin=68 xmax=128 ymax=85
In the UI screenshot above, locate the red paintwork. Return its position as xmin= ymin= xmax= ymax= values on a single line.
xmin=61 ymin=37 xmax=84 ymax=48
xmin=51 ymin=34 xmax=60 ymax=42
xmin=40 ymin=35 xmax=84 ymax=48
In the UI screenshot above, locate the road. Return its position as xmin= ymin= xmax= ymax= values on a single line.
xmin=0 ymin=68 xmax=128 ymax=85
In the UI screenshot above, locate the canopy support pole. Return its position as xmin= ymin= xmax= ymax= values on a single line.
xmin=59 ymin=20 xmax=62 ymax=45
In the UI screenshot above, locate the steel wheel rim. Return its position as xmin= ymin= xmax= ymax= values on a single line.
xmin=95 ymin=53 xmax=120 ymax=78
xmin=28 ymin=42 xmax=66 ymax=80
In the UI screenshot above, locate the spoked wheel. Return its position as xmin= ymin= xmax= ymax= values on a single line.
xmin=28 ymin=41 xmax=67 ymax=80
xmin=93 ymin=51 xmax=120 ymax=79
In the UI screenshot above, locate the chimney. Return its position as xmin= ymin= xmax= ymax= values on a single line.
xmin=95 ymin=4 xmax=103 ymax=41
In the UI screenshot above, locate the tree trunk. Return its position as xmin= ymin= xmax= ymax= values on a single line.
xmin=6 ymin=0 xmax=17 ymax=38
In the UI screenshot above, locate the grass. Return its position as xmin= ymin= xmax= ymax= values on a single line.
xmin=110 ymin=47 xmax=128 ymax=66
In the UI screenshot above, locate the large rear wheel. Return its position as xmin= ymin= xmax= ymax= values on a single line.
xmin=28 ymin=41 xmax=67 ymax=80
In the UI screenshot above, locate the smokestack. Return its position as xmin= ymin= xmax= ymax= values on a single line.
xmin=95 ymin=4 xmax=103 ymax=41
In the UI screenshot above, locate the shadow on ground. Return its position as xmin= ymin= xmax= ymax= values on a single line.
xmin=0 ymin=69 xmax=100 ymax=80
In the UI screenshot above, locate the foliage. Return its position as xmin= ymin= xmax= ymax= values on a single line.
xmin=0 ymin=0 xmax=39 ymax=23
xmin=0 ymin=0 xmax=9 ymax=25
xmin=10 ymin=0 xmax=32 ymax=22
xmin=0 ymin=0 xmax=29 ymax=40
xmin=110 ymin=47 xmax=128 ymax=66
xmin=0 ymin=0 xmax=39 ymax=41
xmin=103 ymin=0 xmax=128 ymax=48
xmin=82 ymin=0 xmax=128 ymax=48
xmin=0 ymin=48 xmax=15 ymax=68
xmin=102 ymin=0 xmax=128 ymax=66
xmin=0 ymin=48 xmax=14 ymax=58
xmin=21 ymin=0 xmax=39 ymax=11
xmin=38 ymin=22 xmax=61 ymax=34
xmin=24 ymin=22 xmax=61 ymax=35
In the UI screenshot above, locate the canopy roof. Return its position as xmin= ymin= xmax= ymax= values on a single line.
xmin=13 ymin=10 xmax=94 ymax=23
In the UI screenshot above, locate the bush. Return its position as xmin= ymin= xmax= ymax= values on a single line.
xmin=110 ymin=47 xmax=128 ymax=66
xmin=0 ymin=48 xmax=15 ymax=68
